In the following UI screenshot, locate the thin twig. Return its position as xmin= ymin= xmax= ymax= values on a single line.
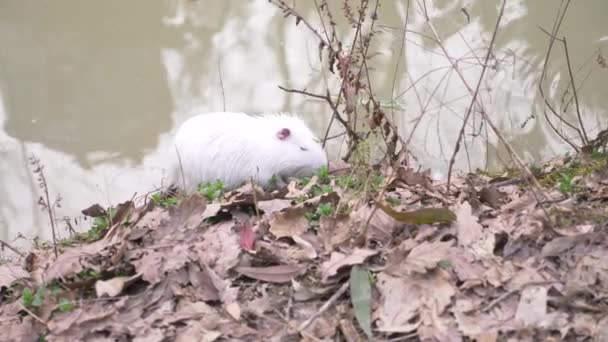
xmin=298 ymin=281 xmax=349 ymax=331
xmin=446 ymin=0 xmax=505 ymax=190
xmin=218 ymin=58 xmax=226 ymax=112
xmin=537 ymin=0 xmax=582 ymax=150
xmin=389 ymin=0 xmax=410 ymax=121
xmin=278 ymin=86 xmax=359 ymax=139
xmin=18 ymin=303 xmax=48 ymax=328
xmin=0 ymin=239 xmax=26 ymax=258
xmin=423 ymin=1 xmax=547 ymax=203
xmin=29 ymin=155 xmax=59 ymax=258
xmin=562 ymin=36 xmax=587 ymax=144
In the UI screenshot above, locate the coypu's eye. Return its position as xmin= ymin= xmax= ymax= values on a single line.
xmin=300 ymin=146 xmax=308 ymax=151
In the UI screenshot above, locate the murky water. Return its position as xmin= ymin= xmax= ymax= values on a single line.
xmin=1 ymin=0 xmax=606 ymax=249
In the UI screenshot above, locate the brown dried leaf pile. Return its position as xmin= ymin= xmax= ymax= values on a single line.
xmin=2 ymin=158 xmax=608 ymax=341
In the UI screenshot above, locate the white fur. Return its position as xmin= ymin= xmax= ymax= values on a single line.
xmin=168 ymin=111 xmax=328 ymax=193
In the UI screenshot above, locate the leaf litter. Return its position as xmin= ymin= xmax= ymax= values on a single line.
xmin=2 ymin=156 xmax=608 ymax=341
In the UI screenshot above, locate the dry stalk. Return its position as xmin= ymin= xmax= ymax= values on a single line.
xmin=537 ymin=0 xmax=587 ymax=150
xmin=421 ymin=1 xmax=542 ymax=195
xmin=445 ymin=0 xmax=505 ymax=189
xmin=29 ymin=154 xmax=60 ymax=258
xmin=0 ymin=239 xmax=26 ymax=258
xmin=272 ymin=0 xmax=408 ymax=164
xmin=218 ymin=58 xmax=226 ymax=112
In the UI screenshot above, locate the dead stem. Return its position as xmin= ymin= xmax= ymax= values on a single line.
xmin=29 ymin=154 xmax=59 ymax=258
xmin=0 ymin=239 xmax=26 ymax=258
xmin=18 ymin=302 xmax=48 ymax=328
xmin=562 ymin=36 xmax=588 ymax=143
xmin=298 ymin=281 xmax=349 ymax=331
xmin=445 ymin=0 xmax=505 ymax=190
xmin=537 ymin=0 xmax=582 ymax=150
xmin=218 ymin=58 xmax=226 ymax=112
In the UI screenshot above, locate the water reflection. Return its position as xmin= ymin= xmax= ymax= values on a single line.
xmin=0 ymin=0 xmax=606 ymax=249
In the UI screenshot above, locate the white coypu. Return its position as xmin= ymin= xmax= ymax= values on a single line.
xmin=168 ymin=111 xmax=328 ymax=193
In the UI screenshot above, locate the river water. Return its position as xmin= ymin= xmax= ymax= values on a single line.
xmin=1 ymin=0 xmax=606 ymax=248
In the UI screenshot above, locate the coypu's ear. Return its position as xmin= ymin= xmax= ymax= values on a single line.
xmin=276 ymin=128 xmax=291 ymax=141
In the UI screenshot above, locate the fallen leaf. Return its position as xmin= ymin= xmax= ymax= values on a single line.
xmin=514 ymin=285 xmax=548 ymax=326
xmin=321 ymin=248 xmax=378 ymax=283
xmin=166 ymin=193 xmax=207 ymax=231
xmin=374 ymin=270 xmax=454 ymax=333
xmin=350 ymin=265 xmax=372 ymax=339
xmin=256 ymin=199 xmax=292 ymax=215
xmin=453 ymin=201 xmax=483 ymax=247
xmin=238 ymin=223 xmax=256 ymax=251
xmin=225 ymin=302 xmax=241 ymax=321
xmin=95 ymin=276 xmax=132 ymax=297
xmin=268 ymin=207 xmax=309 ymax=239
xmin=0 ymin=262 xmax=29 ymax=289
xmin=389 ymin=240 xmax=454 ymax=275
xmin=319 ymin=214 xmax=352 ymax=251
xmin=378 ymin=203 xmax=456 ymax=224
xmin=235 ymin=264 xmax=306 ymax=283
xmin=479 ymin=186 xmax=507 ymax=208
xmin=81 ymin=203 xmax=107 ymax=217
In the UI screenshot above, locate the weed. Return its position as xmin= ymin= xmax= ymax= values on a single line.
xmin=150 ymin=192 xmax=178 ymax=208
xmin=77 ymin=269 xmax=101 ymax=281
xmin=305 ymin=202 xmax=335 ymax=225
xmin=22 ymin=286 xmax=46 ymax=309
xmin=197 ymin=180 xmax=225 ymax=202
xmin=558 ymin=173 xmax=574 ymax=193
xmin=58 ymin=298 xmax=74 ymax=312
xmin=385 ymin=196 xmax=401 ymax=206
xmin=21 ymin=287 xmax=34 ymax=308
xmin=29 ymin=154 xmax=61 ymax=258
xmin=311 ymin=184 xmax=334 ymax=197
xmin=317 ymin=165 xmax=330 ymax=184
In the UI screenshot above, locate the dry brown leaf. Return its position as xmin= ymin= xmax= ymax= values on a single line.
xmin=395 ymin=167 xmax=435 ymax=191
xmin=0 ymin=262 xmax=29 ymax=289
xmin=514 ymin=285 xmax=548 ymax=326
xmin=565 ymin=248 xmax=608 ymax=296
xmin=165 ymin=193 xmax=207 ymax=231
xmin=454 ymin=201 xmax=483 ymax=247
xmin=133 ymin=250 xmax=165 ymax=285
xmin=256 ymin=198 xmax=292 ymax=215
xmin=374 ymin=270 xmax=455 ymax=333
xmin=235 ymin=264 xmax=306 ymax=283
xmin=478 ymin=186 xmax=507 ymax=208
xmin=321 ymin=248 xmax=377 ymax=283
xmin=187 ymin=263 xmax=220 ymax=301
xmin=390 ymin=240 xmax=454 ymax=275
xmin=319 ymin=214 xmax=352 ymax=251
xmin=268 ymin=206 xmax=309 ymax=239
xmin=194 ymin=221 xmax=241 ymax=278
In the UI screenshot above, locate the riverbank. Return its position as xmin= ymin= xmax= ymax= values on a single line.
xmin=1 ymin=148 xmax=608 ymax=341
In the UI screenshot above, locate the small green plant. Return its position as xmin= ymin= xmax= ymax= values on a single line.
xmin=22 ymin=287 xmax=34 ymax=307
xmin=317 ymin=203 xmax=335 ymax=217
xmin=22 ymin=286 xmax=46 ymax=309
xmin=385 ymin=196 xmax=401 ymax=206
xmin=77 ymin=269 xmax=101 ymax=281
xmin=268 ymin=174 xmax=279 ymax=188
xmin=151 ymin=192 xmax=178 ymax=208
xmin=591 ymin=147 xmax=608 ymax=161
xmin=311 ymin=184 xmax=334 ymax=197
xmin=558 ymin=172 xmax=574 ymax=193
xmin=58 ymin=298 xmax=74 ymax=312
xmin=305 ymin=203 xmax=335 ymax=224
xmin=297 ymin=176 xmax=312 ymax=188
xmin=317 ymin=165 xmax=330 ymax=184
xmin=197 ymin=180 xmax=225 ymax=201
